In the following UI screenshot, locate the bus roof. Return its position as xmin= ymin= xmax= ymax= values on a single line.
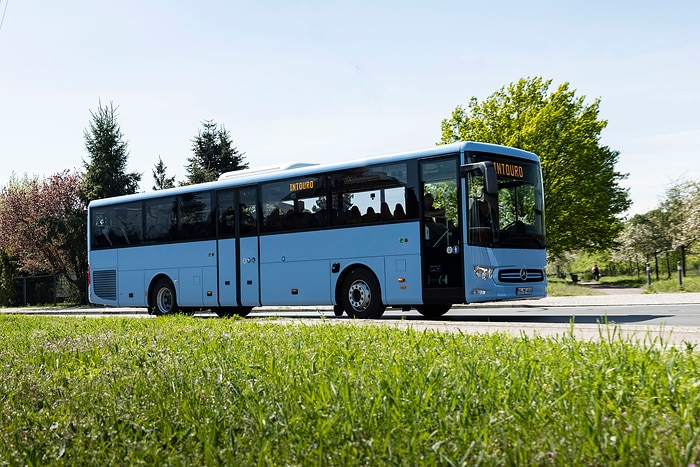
xmin=88 ymin=141 xmax=539 ymax=207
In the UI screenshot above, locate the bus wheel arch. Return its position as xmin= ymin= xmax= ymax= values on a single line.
xmin=337 ymin=266 xmax=385 ymax=319
xmin=148 ymin=275 xmax=180 ymax=316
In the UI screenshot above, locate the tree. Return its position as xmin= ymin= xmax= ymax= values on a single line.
xmin=660 ymin=178 xmax=700 ymax=274
xmin=81 ymin=101 xmax=141 ymax=202
xmin=440 ymin=77 xmax=631 ymax=258
xmin=0 ymin=171 xmax=87 ymax=301
xmin=0 ymin=248 xmax=20 ymax=306
xmin=152 ymin=156 xmax=175 ymax=190
xmin=624 ymin=211 xmax=673 ymax=279
xmin=183 ymin=120 xmax=248 ymax=185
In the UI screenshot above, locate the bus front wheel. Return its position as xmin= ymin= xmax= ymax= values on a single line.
xmin=341 ymin=268 xmax=385 ymax=319
xmin=149 ymin=278 xmax=180 ymax=316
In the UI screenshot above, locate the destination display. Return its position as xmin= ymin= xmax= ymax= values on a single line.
xmin=289 ymin=180 xmax=315 ymax=192
xmin=493 ymin=162 xmax=524 ymax=179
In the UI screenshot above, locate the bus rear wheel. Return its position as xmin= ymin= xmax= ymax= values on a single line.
xmin=149 ymin=278 xmax=180 ymax=316
xmin=416 ymin=304 xmax=452 ymax=318
xmin=341 ymin=268 xmax=385 ymax=319
xmin=215 ymin=307 xmax=253 ymax=318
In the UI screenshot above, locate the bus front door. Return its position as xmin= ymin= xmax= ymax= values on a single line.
xmin=419 ymin=157 xmax=465 ymax=305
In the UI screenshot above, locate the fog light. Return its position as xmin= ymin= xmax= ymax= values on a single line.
xmin=473 ymin=265 xmax=494 ymax=280
xmin=472 ymin=289 xmax=487 ymax=295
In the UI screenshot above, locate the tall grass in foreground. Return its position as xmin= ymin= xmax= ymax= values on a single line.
xmin=1 ymin=316 xmax=699 ymax=466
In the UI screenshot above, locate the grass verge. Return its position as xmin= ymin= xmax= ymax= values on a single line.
xmin=548 ymin=274 xmax=700 ymax=296
xmin=643 ymin=275 xmax=700 ymax=294
xmin=1 ymin=315 xmax=699 ymax=465
xmin=547 ymin=278 xmax=602 ymax=296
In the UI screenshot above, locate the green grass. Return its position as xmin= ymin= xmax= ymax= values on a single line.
xmin=598 ymin=276 xmax=647 ymax=288
xmin=643 ymin=274 xmax=700 ymax=294
xmin=1 ymin=316 xmax=700 ymax=465
xmin=594 ymin=273 xmax=700 ymax=293
xmin=547 ymin=274 xmax=700 ymax=296
xmin=546 ymin=278 xmax=602 ymax=296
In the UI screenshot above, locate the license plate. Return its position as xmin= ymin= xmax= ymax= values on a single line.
xmin=516 ymin=287 xmax=533 ymax=296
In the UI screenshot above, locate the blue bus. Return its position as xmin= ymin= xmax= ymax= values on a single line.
xmin=87 ymin=141 xmax=546 ymax=318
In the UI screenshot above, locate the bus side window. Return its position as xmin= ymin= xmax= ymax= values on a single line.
xmin=220 ymin=206 xmax=235 ymax=236
xmin=380 ymin=202 xmax=393 ymax=220
xmin=237 ymin=204 xmax=253 ymax=234
xmin=145 ymin=196 xmax=177 ymax=243
xmin=111 ymin=208 xmax=131 ymax=246
xmin=239 ymin=187 xmax=258 ymax=236
xmin=179 ymin=192 xmax=213 ymax=240
xmin=261 ymin=177 xmax=325 ymax=233
xmin=92 ymin=212 xmax=113 ymax=248
xmin=264 ymin=208 xmax=284 ymax=232
xmin=217 ymin=190 xmax=236 ymax=238
xmin=331 ymin=163 xmax=413 ymax=225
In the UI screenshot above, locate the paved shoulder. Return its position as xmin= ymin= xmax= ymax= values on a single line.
xmin=533 ymin=292 xmax=700 ymax=307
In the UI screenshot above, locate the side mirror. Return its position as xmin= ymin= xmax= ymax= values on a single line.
xmin=460 ymin=161 xmax=497 ymax=195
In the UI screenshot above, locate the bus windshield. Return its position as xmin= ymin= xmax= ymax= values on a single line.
xmin=466 ymin=152 xmax=545 ymax=249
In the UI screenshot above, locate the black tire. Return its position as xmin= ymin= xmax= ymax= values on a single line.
xmin=341 ymin=268 xmax=385 ymax=319
xmin=149 ymin=278 xmax=180 ymax=316
xmin=416 ymin=304 xmax=452 ymax=318
xmin=214 ymin=306 xmax=253 ymax=318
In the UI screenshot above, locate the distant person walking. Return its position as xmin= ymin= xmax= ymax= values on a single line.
xmin=592 ymin=264 xmax=600 ymax=281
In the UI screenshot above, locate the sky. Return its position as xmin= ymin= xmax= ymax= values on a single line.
xmin=1 ymin=1 xmax=698 ymax=216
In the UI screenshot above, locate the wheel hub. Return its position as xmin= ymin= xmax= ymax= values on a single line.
xmin=348 ymin=280 xmax=371 ymax=311
xmin=156 ymin=288 xmax=173 ymax=314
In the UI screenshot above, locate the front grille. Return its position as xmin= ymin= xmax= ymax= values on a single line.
xmin=498 ymin=268 xmax=544 ymax=283
xmin=93 ymin=269 xmax=117 ymax=300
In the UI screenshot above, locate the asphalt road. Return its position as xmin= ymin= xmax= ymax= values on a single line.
xmin=247 ymin=299 xmax=700 ymax=348
xmin=4 ymin=292 xmax=700 ymax=347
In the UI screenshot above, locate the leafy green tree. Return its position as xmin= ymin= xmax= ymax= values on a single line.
xmin=183 ymin=120 xmax=248 ymax=185
xmin=612 ymin=223 xmax=647 ymax=277
xmin=440 ymin=77 xmax=631 ymax=258
xmin=660 ymin=178 xmax=700 ymax=275
xmin=152 ymin=156 xmax=176 ymax=190
xmin=633 ymin=211 xmax=672 ymax=279
xmin=81 ymin=101 xmax=141 ymax=202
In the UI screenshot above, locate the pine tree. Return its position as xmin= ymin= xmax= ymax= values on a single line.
xmin=152 ymin=156 xmax=176 ymax=190
xmin=81 ymin=101 xmax=141 ymax=202
xmin=183 ymin=120 xmax=248 ymax=184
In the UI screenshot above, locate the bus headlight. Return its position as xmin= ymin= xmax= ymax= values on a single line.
xmin=474 ymin=265 xmax=494 ymax=280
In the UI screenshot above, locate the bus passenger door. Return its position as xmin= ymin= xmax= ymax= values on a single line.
xmin=419 ymin=157 xmax=465 ymax=304
xmin=216 ymin=189 xmax=238 ymax=306
xmin=217 ymin=187 xmax=260 ymax=308
xmin=237 ymin=187 xmax=261 ymax=307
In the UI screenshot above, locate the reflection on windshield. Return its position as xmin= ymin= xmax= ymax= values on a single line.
xmin=467 ymin=157 xmax=545 ymax=249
